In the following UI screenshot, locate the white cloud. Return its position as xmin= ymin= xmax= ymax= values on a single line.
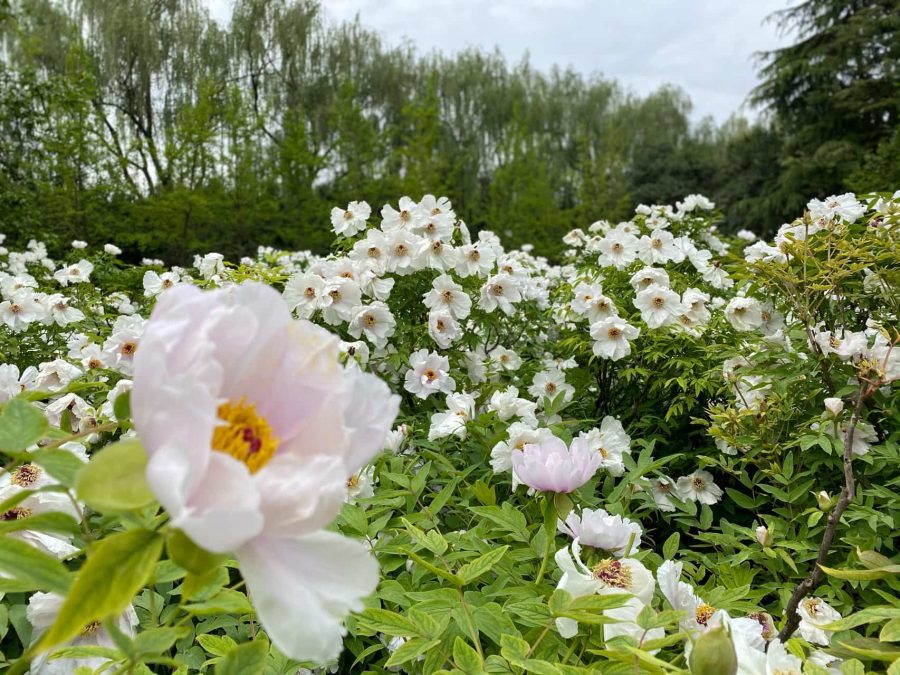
xmin=206 ymin=0 xmax=798 ymax=123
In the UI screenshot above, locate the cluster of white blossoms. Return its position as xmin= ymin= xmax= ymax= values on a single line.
xmin=0 ymin=187 xmax=896 ymax=673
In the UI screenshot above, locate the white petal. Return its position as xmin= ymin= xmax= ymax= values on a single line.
xmin=236 ymin=532 xmax=379 ymax=664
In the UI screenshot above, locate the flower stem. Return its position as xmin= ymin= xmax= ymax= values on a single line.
xmin=535 ymin=493 xmax=557 ymax=585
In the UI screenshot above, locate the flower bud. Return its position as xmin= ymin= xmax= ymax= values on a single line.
xmin=823 ymin=397 xmax=844 ymax=416
xmin=755 ymin=525 xmax=772 ymax=547
xmin=816 ymin=490 xmax=835 ymax=512
xmin=689 ymin=625 xmax=738 ymax=675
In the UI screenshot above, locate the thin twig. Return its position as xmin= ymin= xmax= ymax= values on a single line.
xmin=776 ymin=383 xmax=870 ymax=641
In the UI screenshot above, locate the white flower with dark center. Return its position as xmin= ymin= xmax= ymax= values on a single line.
xmin=798 ymin=597 xmax=842 ymax=645
xmin=637 ymin=229 xmax=679 ymax=265
xmin=657 ymin=560 xmax=719 ymax=635
xmin=649 ymin=477 xmax=677 ymax=512
xmin=423 ymin=274 xmax=471 ymax=319
xmin=490 ymin=346 xmax=522 ymax=371
xmin=0 ymin=292 xmax=41 ymax=331
xmin=403 ymin=349 xmax=455 ymax=399
xmin=634 ymin=284 xmax=686 ymax=329
xmin=348 ymin=302 xmax=396 ymax=348
xmin=45 ymin=294 xmax=84 ymax=327
xmin=33 ymin=358 xmax=83 ymax=392
xmin=384 ymin=230 xmax=420 ymax=274
xmin=416 ymin=238 xmax=458 ymax=271
xmin=455 ymin=243 xmax=496 ymax=278
xmin=349 ymin=229 xmax=389 ymax=273
xmin=590 ymin=317 xmax=640 ymax=361
xmin=554 ymin=540 xmax=655 ymax=639
xmin=629 ymin=267 xmax=670 ymax=292
xmin=570 ymin=282 xmax=603 ymax=317
xmin=814 ymin=328 xmax=868 ymax=361
xmin=675 ymin=470 xmax=722 ymax=504
xmin=143 ymin=271 xmax=180 ymax=297
xmin=576 ymin=416 xmax=632 ymax=476
xmin=381 ymin=196 xmax=421 ymax=231
xmin=283 ymin=272 xmax=325 ymax=319
xmin=27 ymin=592 xmax=138 ymax=674
xmin=808 ymin=193 xmax=865 ymax=224
xmin=725 ymin=297 xmax=764 ymax=332
xmin=558 ymin=508 xmax=642 ymax=557
xmin=597 ymin=231 xmax=639 ymax=269
xmin=345 ymin=465 xmax=376 ymax=503
xmin=528 ymin=369 xmax=574 ymax=406
xmin=53 ymin=260 xmax=94 ymax=286
xmin=331 ymin=201 xmax=371 ymax=237
xmin=102 ymin=315 xmax=145 ymax=375
xmin=428 ymin=391 xmax=476 ymax=440
xmin=478 ymin=274 xmax=522 ymax=315
xmin=427 ymin=310 xmax=461 ymax=349
xmin=681 ymin=288 xmax=710 ymax=324
xmin=320 ymin=278 xmax=362 ymax=326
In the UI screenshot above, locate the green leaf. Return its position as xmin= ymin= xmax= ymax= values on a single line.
xmin=215 ymin=640 xmax=268 ymax=675
xmin=820 ymin=563 xmax=900 ymax=581
xmin=457 ymin=546 xmax=508 ymax=585
xmin=402 ymin=518 xmax=448 ymax=555
xmin=549 ymin=589 xmax=572 ymax=616
xmin=0 ymin=511 xmax=80 ymax=537
xmin=0 ymin=397 xmax=48 ymax=454
xmin=166 ymin=529 xmax=225 ymax=575
xmin=453 ymin=636 xmax=483 ymax=673
xmin=881 ymin=618 xmax=900 ymax=642
xmin=31 ymin=449 xmax=86 ymax=487
xmin=385 ymin=637 xmax=440 ymax=668
xmin=75 ymin=439 xmax=155 ymax=512
xmin=133 ymin=625 xmax=192 ymax=655
xmin=356 ymin=608 xmax=422 ymax=638
xmin=34 ymin=529 xmax=163 ymax=655
xmin=197 ymin=633 xmax=238 ymax=657
xmin=113 ymin=390 xmax=131 ymax=422
xmin=662 ymin=532 xmax=680 ymax=561
xmin=183 ymin=589 xmax=254 ymax=616
xmin=499 ymin=634 xmax=530 ymax=662
xmin=0 ymin=535 xmax=73 ymax=593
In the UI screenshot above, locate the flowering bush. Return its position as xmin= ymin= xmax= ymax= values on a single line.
xmin=0 ymin=189 xmax=897 ymax=674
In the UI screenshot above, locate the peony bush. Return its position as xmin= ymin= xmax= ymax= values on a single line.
xmin=0 ymin=189 xmax=897 ymax=674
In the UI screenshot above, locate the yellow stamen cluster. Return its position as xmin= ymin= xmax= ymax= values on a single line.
xmin=592 ymin=558 xmax=632 ymax=589
xmin=212 ymin=399 xmax=278 ymax=473
xmin=696 ymin=603 xmax=716 ymax=625
xmin=12 ymin=464 xmax=41 ymax=487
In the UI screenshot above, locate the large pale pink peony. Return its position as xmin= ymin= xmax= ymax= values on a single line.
xmin=511 ymin=436 xmax=601 ymax=493
xmin=132 ymin=282 xmax=399 ymax=663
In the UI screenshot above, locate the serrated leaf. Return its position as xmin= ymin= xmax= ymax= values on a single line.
xmin=453 ymin=636 xmax=483 ymax=673
xmin=457 ymin=546 xmax=508 ymax=585
xmin=385 ymin=637 xmax=440 ymax=668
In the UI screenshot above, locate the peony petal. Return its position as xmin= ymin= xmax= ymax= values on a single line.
xmin=177 ymin=452 xmax=264 ymax=553
xmin=235 ymin=531 xmax=379 ymax=664
xmin=252 ymin=454 xmax=347 ymax=538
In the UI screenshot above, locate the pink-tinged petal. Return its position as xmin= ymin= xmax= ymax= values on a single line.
xmin=235 ymin=532 xmax=379 ymax=664
xmin=177 ymin=452 xmax=264 ymax=553
xmin=252 ymin=454 xmax=347 ymax=538
xmin=341 ymin=370 xmax=400 ymax=470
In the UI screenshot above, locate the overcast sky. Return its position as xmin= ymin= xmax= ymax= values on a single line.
xmin=206 ymin=0 xmax=799 ymax=123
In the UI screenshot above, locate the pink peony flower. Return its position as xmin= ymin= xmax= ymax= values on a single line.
xmin=511 ymin=436 xmax=601 ymax=493
xmin=132 ymin=282 xmax=399 ymax=663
